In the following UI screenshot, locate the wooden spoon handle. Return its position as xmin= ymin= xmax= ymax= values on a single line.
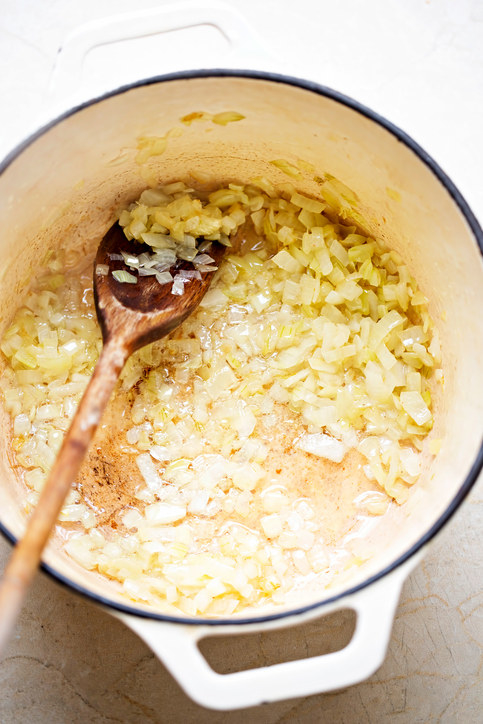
xmin=0 ymin=338 xmax=128 ymax=655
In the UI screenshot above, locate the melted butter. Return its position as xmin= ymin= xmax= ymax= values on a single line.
xmin=61 ymin=245 xmax=389 ymax=594
xmin=6 ymin=227 xmax=395 ymax=613
xmin=75 ymin=364 xmax=383 ymax=558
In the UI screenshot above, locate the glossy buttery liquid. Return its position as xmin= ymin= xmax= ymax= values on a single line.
xmin=6 ymin=241 xmax=393 ymax=613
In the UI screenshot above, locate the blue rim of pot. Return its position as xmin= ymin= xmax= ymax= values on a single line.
xmin=0 ymin=69 xmax=482 ymax=626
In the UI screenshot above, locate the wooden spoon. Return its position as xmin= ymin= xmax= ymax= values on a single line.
xmin=0 ymin=223 xmax=224 ymax=653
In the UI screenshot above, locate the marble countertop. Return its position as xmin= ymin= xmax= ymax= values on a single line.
xmin=0 ymin=0 xmax=482 ymax=721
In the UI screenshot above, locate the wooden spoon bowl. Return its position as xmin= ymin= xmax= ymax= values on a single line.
xmin=96 ymin=225 xmax=225 ymax=349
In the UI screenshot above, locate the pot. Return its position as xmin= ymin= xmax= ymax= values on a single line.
xmin=0 ymin=11 xmax=482 ymax=712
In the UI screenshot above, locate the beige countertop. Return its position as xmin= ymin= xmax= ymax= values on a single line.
xmin=0 ymin=476 xmax=481 ymax=723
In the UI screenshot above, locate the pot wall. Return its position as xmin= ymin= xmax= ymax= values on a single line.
xmin=0 ymin=75 xmax=481 ymax=617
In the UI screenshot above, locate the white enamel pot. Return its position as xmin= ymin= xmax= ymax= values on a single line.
xmin=0 ymin=10 xmax=482 ymax=714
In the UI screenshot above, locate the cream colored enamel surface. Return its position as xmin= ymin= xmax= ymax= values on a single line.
xmin=0 ymin=76 xmax=481 ymax=705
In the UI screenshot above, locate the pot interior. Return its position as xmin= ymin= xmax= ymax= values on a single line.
xmin=0 ymin=74 xmax=481 ymax=619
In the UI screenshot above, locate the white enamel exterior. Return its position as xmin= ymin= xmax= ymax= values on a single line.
xmin=116 ymin=554 xmax=420 ymax=709
xmin=0 ymin=73 xmax=481 ymax=709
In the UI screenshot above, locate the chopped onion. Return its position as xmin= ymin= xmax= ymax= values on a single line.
xmin=194 ymin=264 xmax=218 ymax=273
xmin=112 ymin=269 xmax=137 ymax=284
xmin=193 ymin=253 xmax=215 ymax=265
xmin=261 ymin=514 xmax=283 ymax=538
xmin=171 ymin=277 xmax=187 ymax=295
xmin=400 ymin=391 xmax=432 ymax=426
xmin=1 ymin=176 xmax=440 ymax=619
xmin=295 ymin=433 xmax=346 ymax=463
xmin=145 ymin=502 xmax=186 ymax=525
xmin=155 ymin=271 xmax=173 ymax=285
xmin=121 ymin=251 xmax=140 ymax=267
xmin=175 ymin=269 xmax=198 ymax=280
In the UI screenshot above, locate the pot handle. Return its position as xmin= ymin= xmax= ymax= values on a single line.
xmin=47 ymin=1 xmax=277 ymax=108
xmin=117 ymin=559 xmax=415 ymax=710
